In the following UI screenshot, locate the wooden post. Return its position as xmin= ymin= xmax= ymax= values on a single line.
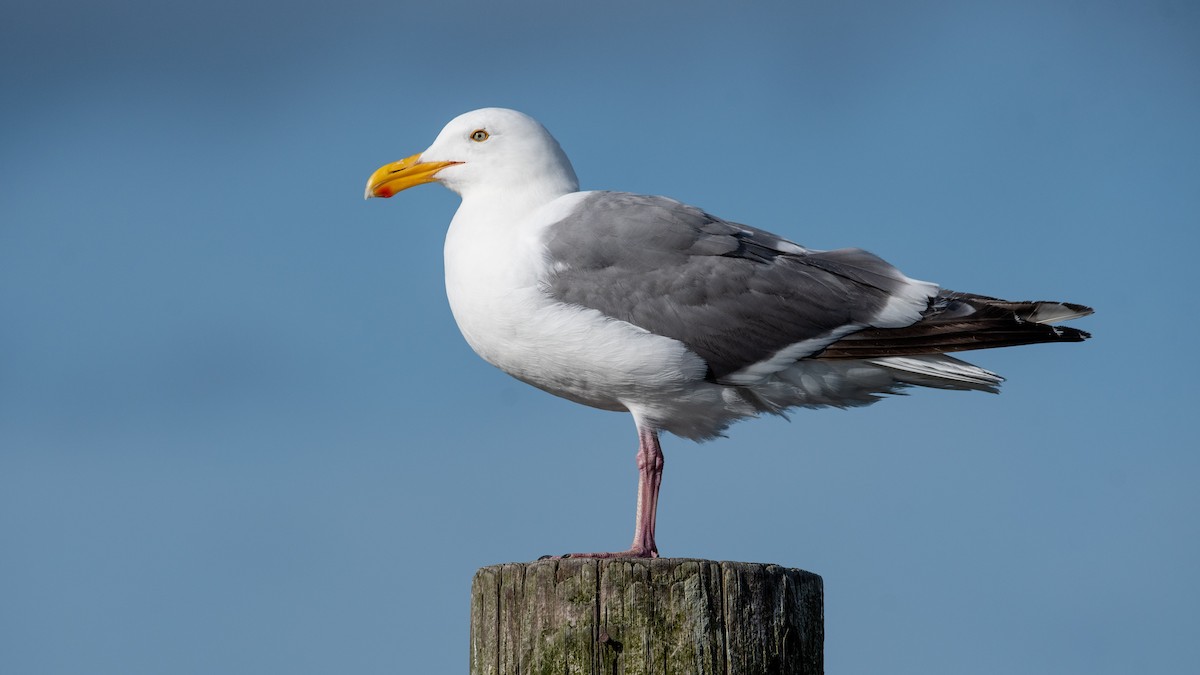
xmin=469 ymin=558 xmax=822 ymax=675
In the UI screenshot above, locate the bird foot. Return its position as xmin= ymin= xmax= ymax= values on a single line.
xmin=539 ymin=546 xmax=658 ymax=560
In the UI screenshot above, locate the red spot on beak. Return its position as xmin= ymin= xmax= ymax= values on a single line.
xmin=375 ymin=186 xmax=394 ymax=198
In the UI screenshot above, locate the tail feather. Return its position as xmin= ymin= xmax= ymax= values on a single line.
xmin=818 ymin=291 xmax=1093 ymax=360
xmin=870 ymin=354 xmax=1004 ymax=392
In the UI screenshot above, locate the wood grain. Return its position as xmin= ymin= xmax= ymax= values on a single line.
xmin=469 ymin=558 xmax=822 ymax=675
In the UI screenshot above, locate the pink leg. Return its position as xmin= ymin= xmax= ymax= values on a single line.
xmin=551 ymin=426 xmax=664 ymax=559
xmin=630 ymin=426 xmax=664 ymax=557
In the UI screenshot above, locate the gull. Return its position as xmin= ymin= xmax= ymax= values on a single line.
xmin=365 ymin=108 xmax=1091 ymax=558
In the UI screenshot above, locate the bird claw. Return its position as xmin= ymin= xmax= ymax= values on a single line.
xmin=539 ymin=547 xmax=656 ymax=560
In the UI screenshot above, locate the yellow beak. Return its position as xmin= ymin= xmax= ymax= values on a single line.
xmin=364 ymin=153 xmax=461 ymax=199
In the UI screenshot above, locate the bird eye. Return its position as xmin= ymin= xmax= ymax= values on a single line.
xmin=470 ymin=129 xmax=490 ymax=142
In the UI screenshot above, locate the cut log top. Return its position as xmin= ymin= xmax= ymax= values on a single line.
xmin=470 ymin=558 xmax=823 ymax=675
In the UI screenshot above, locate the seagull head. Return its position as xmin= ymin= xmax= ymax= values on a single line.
xmin=365 ymin=108 xmax=579 ymax=202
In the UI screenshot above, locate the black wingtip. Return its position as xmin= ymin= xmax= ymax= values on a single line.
xmin=1057 ymin=326 xmax=1092 ymax=342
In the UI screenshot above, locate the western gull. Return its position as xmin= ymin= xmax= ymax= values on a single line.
xmin=364 ymin=108 xmax=1092 ymax=559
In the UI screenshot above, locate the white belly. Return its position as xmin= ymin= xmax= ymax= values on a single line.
xmin=446 ymin=261 xmax=707 ymax=413
xmin=441 ymin=195 xmax=712 ymax=417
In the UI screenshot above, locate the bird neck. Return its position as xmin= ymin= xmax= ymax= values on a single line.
xmin=458 ymin=180 xmax=576 ymax=223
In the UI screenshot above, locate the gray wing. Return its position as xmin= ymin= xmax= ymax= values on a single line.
xmin=540 ymin=192 xmax=929 ymax=382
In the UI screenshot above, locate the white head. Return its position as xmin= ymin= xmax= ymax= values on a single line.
xmin=365 ymin=108 xmax=579 ymax=203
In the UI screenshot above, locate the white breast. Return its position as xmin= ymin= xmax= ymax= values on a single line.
xmin=442 ymin=192 xmax=709 ymax=414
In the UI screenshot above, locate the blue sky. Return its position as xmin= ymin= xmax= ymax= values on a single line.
xmin=2 ymin=1 xmax=1197 ymax=673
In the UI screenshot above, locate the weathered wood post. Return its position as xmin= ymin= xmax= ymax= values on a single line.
xmin=470 ymin=558 xmax=822 ymax=675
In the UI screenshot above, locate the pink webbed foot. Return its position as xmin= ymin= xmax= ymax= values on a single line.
xmin=539 ymin=545 xmax=658 ymax=560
